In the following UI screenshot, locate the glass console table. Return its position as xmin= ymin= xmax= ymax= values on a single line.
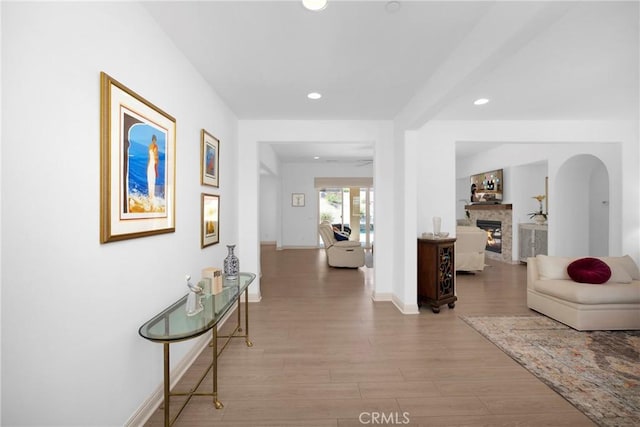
xmin=139 ymin=272 xmax=256 ymax=427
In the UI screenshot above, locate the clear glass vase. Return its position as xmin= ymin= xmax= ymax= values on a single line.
xmin=432 ymin=216 xmax=442 ymax=236
xmin=223 ymin=244 xmax=239 ymax=280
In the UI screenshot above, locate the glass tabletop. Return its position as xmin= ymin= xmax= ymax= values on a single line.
xmin=139 ymin=272 xmax=256 ymax=343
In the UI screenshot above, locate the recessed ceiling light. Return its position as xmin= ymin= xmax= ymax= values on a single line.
xmin=474 ymin=98 xmax=490 ymax=105
xmin=313 ymin=156 xmax=320 ymax=160
xmin=302 ymin=0 xmax=327 ymax=11
xmin=307 ymin=92 xmax=322 ymax=100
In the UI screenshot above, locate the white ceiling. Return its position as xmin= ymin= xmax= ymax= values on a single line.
xmin=144 ymin=0 xmax=639 ymax=162
xmin=269 ymin=141 xmax=374 ymax=163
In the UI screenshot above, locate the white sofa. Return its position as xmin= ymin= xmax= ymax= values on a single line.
xmin=455 ymin=226 xmax=488 ymax=272
xmin=527 ymin=255 xmax=640 ymax=330
xmin=318 ymin=222 xmax=365 ymax=268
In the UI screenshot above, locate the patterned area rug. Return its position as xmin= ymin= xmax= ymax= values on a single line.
xmin=461 ymin=315 xmax=640 ymax=427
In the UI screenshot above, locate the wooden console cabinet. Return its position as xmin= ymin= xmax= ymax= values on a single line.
xmin=417 ymin=237 xmax=457 ymax=313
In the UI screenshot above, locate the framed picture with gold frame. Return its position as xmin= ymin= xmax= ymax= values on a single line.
xmin=100 ymin=72 xmax=176 ymax=243
xmin=201 ymin=129 xmax=219 ymax=187
xmin=201 ymin=193 xmax=220 ymax=248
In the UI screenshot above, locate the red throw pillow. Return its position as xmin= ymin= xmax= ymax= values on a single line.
xmin=567 ymin=257 xmax=612 ymax=284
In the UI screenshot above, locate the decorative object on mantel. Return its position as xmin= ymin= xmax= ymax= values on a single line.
xmin=185 ymin=275 xmax=204 ymax=316
xmin=224 ymin=245 xmax=239 ymax=280
xmin=529 ymin=195 xmax=548 ymax=224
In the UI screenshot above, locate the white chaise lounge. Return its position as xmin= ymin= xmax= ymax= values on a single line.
xmin=527 ymin=255 xmax=640 ymax=331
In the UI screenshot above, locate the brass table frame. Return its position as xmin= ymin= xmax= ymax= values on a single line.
xmin=162 ymin=288 xmax=252 ymax=426
xmin=139 ymin=276 xmax=254 ymax=427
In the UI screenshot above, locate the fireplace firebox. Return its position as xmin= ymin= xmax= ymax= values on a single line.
xmin=477 ymin=220 xmax=502 ymax=253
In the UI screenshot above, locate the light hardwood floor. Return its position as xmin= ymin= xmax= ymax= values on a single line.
xmin=145 ymin=245 xmax=595 ymax=426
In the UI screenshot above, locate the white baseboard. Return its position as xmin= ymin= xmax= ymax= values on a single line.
xmin=371 ymin=292 xmax=419 ymax=314
xmin=392 ymin=294 xmax=420 ymax=314
xmin=125 ymin=303 xmax=240 ymax=426
xmin=371 ymin=292 xmax=392 ymax=301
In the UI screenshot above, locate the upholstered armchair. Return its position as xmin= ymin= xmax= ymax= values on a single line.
xmin=318 ymin=222 xmax=365 ymax=268
xmin=455 ymin=226 xmax=488 ymax=272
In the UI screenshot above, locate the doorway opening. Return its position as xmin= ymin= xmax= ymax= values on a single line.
xmin=318 ymin=187 xmax=374 ymax=248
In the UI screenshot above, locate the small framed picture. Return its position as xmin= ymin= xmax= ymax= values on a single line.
xmin=201 ymin=129 xmax=219 ymax=187
xmin=292 ymin=193 xmax=305 ymax=207
xmin=201 ymin=193 xmax=219 ymax=248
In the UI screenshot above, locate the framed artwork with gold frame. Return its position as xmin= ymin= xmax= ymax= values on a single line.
xmin=201 ymin=129 xmax=219 ymax=187
xmin=201 ymin=193 xmax=220 ymax=248
xmin=100 ymin=72 xmax=176 ymax=243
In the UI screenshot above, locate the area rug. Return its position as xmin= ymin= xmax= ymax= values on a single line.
xmin=461 ymin=315 xmax=640 ymax=427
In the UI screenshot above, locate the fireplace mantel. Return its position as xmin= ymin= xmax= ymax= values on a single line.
xmin=465 ymin=204 xmax=512 ymax=211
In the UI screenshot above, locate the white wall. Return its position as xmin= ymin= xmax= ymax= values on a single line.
xmin=259 ymin=174 xmax=279 ymax=243
xmin=510 ymin=162 xmax=548 ymax=221
xmin=457 ymin=152 xmax=548 ymax=212
xmin=0 ymin=1 xmax=3 ymax=422
xmin=397 ymin=130 xmax=419 ymax=313
xmin=456 ymin=176 xmax=470 ymax=219
xmin=259 ymin=144 xmax=280 ymax=244
xmin=2 ymin=3 xmax=238 ymax=425
xmin=280 ymin=162 xmax=373 ymax=248
xmin=590 ymin=161 xmax=609 ymax=256
xmin=556 ymin=155 xmax=610 ymax=257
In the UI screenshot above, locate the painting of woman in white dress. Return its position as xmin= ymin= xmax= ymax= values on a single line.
xmin=147 ymin=135 xmax=159 ymax=201
xmin=122 ymin=110 xmax=167 ymax=216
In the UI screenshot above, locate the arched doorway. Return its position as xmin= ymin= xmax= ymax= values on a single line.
xmin=555 ymin=154 xmax=610 ymax=256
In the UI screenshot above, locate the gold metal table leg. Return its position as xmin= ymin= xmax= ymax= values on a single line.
xmin=245 ymin=288 xmax=253 ymax=347
xmin=163 ymin=343 xmax=170 ymax=427
xmin=212 ymin=326 xmax=223 ymax=409
xmin=237 ymin=293 xmax=242 ymax=332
